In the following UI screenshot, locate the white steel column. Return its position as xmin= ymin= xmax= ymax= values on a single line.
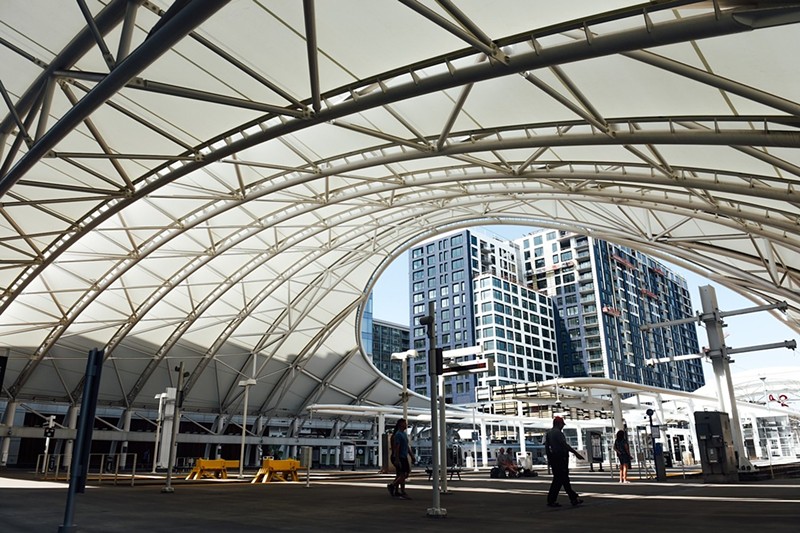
xmin=63 ymin=405 xmax=79 ymax=469
xmin=611 ymin=389 xmax=624 ymax=430
xmin=377 ymin=413 xmax=385 ymax=470
xmin=120 ymin=409 xmax=132 ymax=469
xmin=480 ymin=415 xmax=488 ymax=468
xmin=686 ymin=399 xmax=698 ymax=463
xmin=438 ymin=374 xmax=449 ymax=493
xmin=699 ymin=285 xmax=747 ymax=469
xmin=0 ymin=401 xmax=18 ymax=466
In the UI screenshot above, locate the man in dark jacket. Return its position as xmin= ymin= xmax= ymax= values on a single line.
xmin=544 ymin=416 xmax=584 ymax=507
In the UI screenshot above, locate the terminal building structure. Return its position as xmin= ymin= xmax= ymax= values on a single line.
xmin=1 ymin=1 xmax=799 ymax=490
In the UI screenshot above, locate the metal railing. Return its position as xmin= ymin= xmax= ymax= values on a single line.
xmin=36 ymin=453 xmax=139 ymax=486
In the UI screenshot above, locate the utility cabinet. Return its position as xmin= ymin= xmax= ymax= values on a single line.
xmin=694 ymin=411 xmax=738 ymax=483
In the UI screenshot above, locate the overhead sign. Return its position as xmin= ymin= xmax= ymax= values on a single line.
xmin=441 ymin=358 xmax=494 ymax=377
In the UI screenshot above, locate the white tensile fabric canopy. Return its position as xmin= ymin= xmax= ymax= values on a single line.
xmin=1 ymin=1 xmax=799 ymax=418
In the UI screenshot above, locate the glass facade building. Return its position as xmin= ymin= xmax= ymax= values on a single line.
xmin=516 ymin=230 xmax=705 ymax=391
xmin=370 ymin=318 xmax=410 ymax=383
xmin=408 ymin=229 xmax=558 ymax=403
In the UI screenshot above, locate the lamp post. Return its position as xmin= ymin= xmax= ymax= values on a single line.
xmin=152 ymin=392 xmax=168 ymax=474
xmin=759 ymin=376 xmax=775 ymax=479
xmin=390 ymin=349 xmax=418 ymax=422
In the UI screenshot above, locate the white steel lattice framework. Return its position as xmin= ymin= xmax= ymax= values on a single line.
xmin=1 ymin=1 xmax=799 ymax=418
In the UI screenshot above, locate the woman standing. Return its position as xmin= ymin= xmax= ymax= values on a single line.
xmin=614 ymin=430 xmax=632 ymax=483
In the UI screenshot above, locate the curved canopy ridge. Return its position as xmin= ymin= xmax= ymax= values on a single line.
xmin=1 ymin=1 xmax=800 ymax=417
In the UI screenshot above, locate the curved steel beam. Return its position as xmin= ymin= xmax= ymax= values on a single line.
xmin=0 ymin=0 xmax=230 ymax=195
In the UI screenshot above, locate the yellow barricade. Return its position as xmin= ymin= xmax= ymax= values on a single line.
xmin=251 ymin=458 xmax=301 ymax=483
xmin=185 ymin=458 xmax=240 ymax=480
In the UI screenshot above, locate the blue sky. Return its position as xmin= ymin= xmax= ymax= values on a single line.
xmin=371 ymin=225 xmax=799 ymax=383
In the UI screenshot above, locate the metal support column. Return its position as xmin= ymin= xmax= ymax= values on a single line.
xmin=0 ymin=401 xmax=18 ymax=466
xmin=698 ymin=286 xmax=747 ymax=469
xmin=162 ymin=362 xmax=186 ymax=494
xmin=421 ymin=301 xmax=446 ymax=518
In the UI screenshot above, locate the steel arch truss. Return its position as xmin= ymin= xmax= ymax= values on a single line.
xmin=1 ymin=1 xmax=800 ymax=416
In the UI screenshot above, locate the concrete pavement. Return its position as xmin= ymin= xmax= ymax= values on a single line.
xmin=0 ymin=466 xmax=797 ymax=532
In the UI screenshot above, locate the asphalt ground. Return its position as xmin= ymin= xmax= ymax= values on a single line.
xmin=1 ymin=466 xmax=797 ymax=533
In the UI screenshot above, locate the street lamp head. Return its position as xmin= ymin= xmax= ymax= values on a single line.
xmin=391 ymin=349 xmax=417 ymax=360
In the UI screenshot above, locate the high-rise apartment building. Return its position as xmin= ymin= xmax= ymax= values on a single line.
xmin=363 ymin=294 xmax=410 ymax=383
xmin=371 ymin=318 xmax=410 ymax=382
xmin=515 ymin=230 xmax=704 ymax=391
xmin=407 ymin=229 xmax=559 ymax=403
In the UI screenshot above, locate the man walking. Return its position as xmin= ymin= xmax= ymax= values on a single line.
xmin=544 ymin=416 xmax=584 ymax=507
xmin=388 ymin=418 xmax=415 ymax=499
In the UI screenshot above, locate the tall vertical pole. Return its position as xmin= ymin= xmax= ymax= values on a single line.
xmin=239 ymin=383 xmax=250 ymax=478
xmin=59 ymin=348 xmax=104 ymax=533
xmin=517 ymin=401 xmax=526 ymax=456
xmin=438 ymin=374 xmax=448 ymax=494
xmin=759 ymin=377 xmax=775 ymax=479
xmin=422 ymin=301 xmax=446 ymax=517
xmin=480 ymin=413 xmax=488 ymax=468
xmin=239 ymin=353 xmax=257 ymax=479
xmin=401 ymin=357 xmax=409 ymax=423
xmin=151 ymin=394 xmax=165 ymax=473
xmin=698 ymin=285 xmax=747 ymax=469
xmin=471 ymin=406 xmax=479 ymax=471
xmin=162 ymin=362 xmax=185 ymax=493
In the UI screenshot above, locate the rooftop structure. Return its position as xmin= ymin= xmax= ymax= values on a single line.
xmin=0 ymin=1 xmax=798 ymax=434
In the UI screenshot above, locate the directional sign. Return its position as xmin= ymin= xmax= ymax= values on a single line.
xmin=441 ymin=358 xmax=494 ymax=377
